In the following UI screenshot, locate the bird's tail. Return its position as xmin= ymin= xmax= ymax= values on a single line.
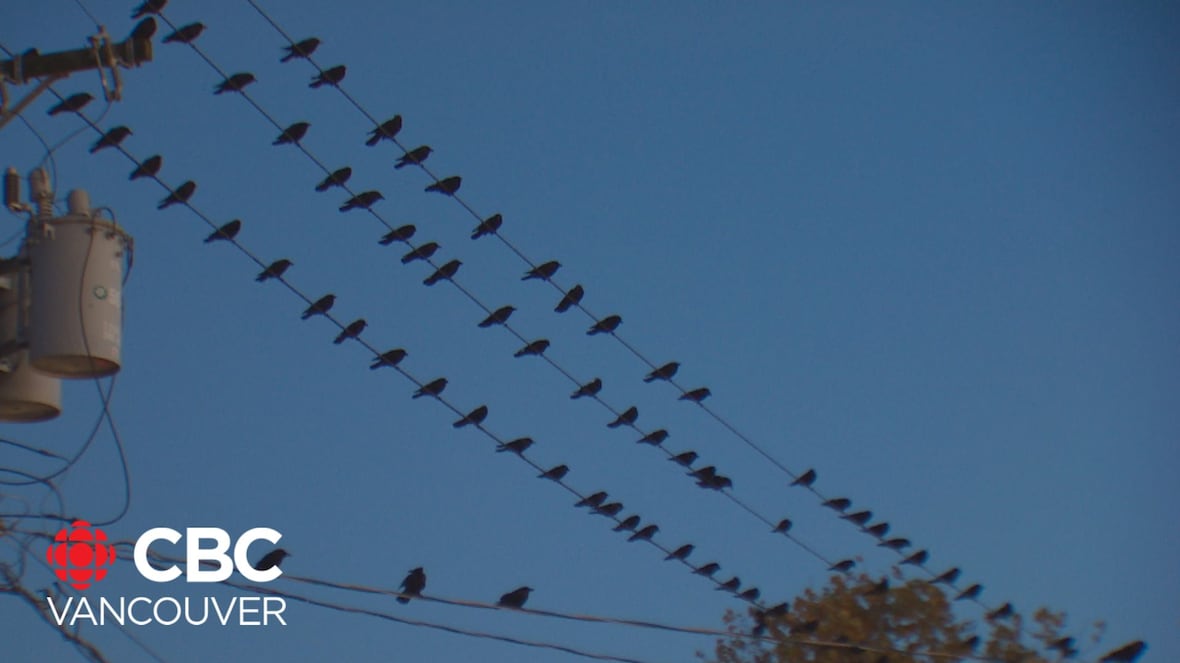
xmin=338 ymin=204 xmax=353 ymax=212
xmin=315 ymin=182 xmax=330 ymax=192
xmin=365 ymin=134 xmax=381 ymax=147
xmin=394 ymin=161 xmax=408 ymax=169
xmin=280 ymin=53 xmax=294 ymax=63
xmin=395 ymin=596 xmax=410 ymax=604
xmin=333 ymin=335 xmax=346 ymax=345
xmin=300 ymin=312 xmax=313 ymax=320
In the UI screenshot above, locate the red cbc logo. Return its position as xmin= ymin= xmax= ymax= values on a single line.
xmin=45 ymin=520 xmax=117 ymax=590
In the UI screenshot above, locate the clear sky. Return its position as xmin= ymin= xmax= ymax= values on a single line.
xmin=1 ymin=1 xmax=1177 ymax=662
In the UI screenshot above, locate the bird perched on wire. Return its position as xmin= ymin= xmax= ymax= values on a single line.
xmin=954 ymin=584 xmax=982 ymax=601
xmin=315 ymin=166 xmax=352 ymax=192
xmin=130 ymin=17 xmax=157 ymax=40
xmin=697 ymin=473 xmax=732 ymax=491
xmin=471 ymin=213 xmax=502 ymax=239
xmin=694 ymin=563 xmax=721 ymax=578
xmin=130 ymin=0 xmax=166 ymax=18
xmin=254 ymin=548 xmax=289 ymax=571
xmin=204 ymin=219 xmax=241 ymax=243
xmin=791 ymin=468 xmax=817 ymax=487
xmin=478 ymin=305 xmax=515 ymax=328
xmin=842 ymin=510 xmax=873 ymax=526
xmin=273 ymin=121 xmax=310 ymax=146
xmin=644 ymin=361 xmax=679 ymax=382
xmin=425 ymin=176 xmax=461 ymax=195
xmin=575 ymin=492 xmax=607 ymax=509
xmin=412 ymin=378 xmax=447 ymax=399
xmin=985 ymin=602 xmax=1013 ymax=621
xmin=281 ymin=37 xmax=321 ymax=62
xmin=497 ymin=586 xmax=533 ymax=609
xmin=628 ymin=525 xmax=658 ymax=542
xmin=587 ymin=315 xmax=622 ymax=335
xmin=637 ymin=429 xmax=669 ymax=445
xmin=423 ymin=259 xmax=461 ymax=286
xmin=366 ymin=116 xmax=402 ymax=146
xmin=523 ymin=261 xmax=561 ymax=281
xmin=369 ymin=348 xmax=407 ymax=370
xmin=396 ymin=567 xmax=426 ymax=604
xmin=334 ymin=319 xmax=367 ymax=344
xmin=47 ymin=92 xmax=93 ymax=116
xmin=932 ymin=567 xmax=960 ymax=585
xmin=901 ymin=549 xmax=928 ymax=566
xmin=497 ymin=438 xmax=534 ymax=455
xmin=537 ymin=464 xmax=568 ymax=481
xmin=864 ymin=522 xmax=890 ymax=538
xmin=301 ymin=294 xmax=336 ymax=320
xmin=822 ymin=497 xmax=851 ymax=512
xmin=256 ymin=258 xmax=292 ymax=282
xmin=716 ymin=577 xmax=741 ymax=592
xmin=401 ymin=242 xmax=440 ymax=264
xmin=379 ymin=224 xmax=416 ymax=245
xmin=828 ymin=559 xmax=855 ymax=573
xmin=395 ymin=146 xmax=432 ymax=169
xmin=129 ymin=155 xmax=162 ymax=180
xmin=453 ymin=405 xmax=488 ymax=428
xmin=879 ymin=537 xmax=911 ymax=551
xmin=668 ymin=451 xmax=697 ymax=467
xmin=1100 ymin=641 xmax=1147 ymax=663
xmin=570 ymin=377 xmax=602 ymax=399
xmin=607 ymin=406 xmax=638 ymax=429
xmin=679 ymin=387 xmax=711 ymax=403
xmin=612 ymin=515 xmax=640 ymax=532
xmin=513 ymin=339 xmax=550 ymax=358
xmin=340 ymin=190 xmax=383 ymax=212
xmin=309 ymin=65 xmax=346 ymax=88
xmin=90 ymin=126 xmax=132 ymax=153
xmin=665 ymin=544 xmax=693 ymax=561
xmin=213 ymin=72 xmax=256 ymax=95
xmin=593 ymin=502 xmax=623 ymax=517
xmin=555 ymin=285 xmax=585 ymax=313
xmin=163 ymin=22 xmax=205 ymax=44
xmin=157 ymin=181 xmax=196 ymax=209
xmin=738 ymin=588 xmax=761 ymax=602
xmin=773 ymin=519 xmax=792 ymax=534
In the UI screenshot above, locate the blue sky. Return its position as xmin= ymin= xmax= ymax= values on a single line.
xmin=1 ymin=1 xmax=1177 ymax=662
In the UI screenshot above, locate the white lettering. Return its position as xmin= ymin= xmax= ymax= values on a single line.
xmin=153 ymin=597 xmax=181 ymax=625
xmin=186 ymin=528 xmax=232 ymax=582
xmin=263 ymin=597 xmax=287 ymax=626
xmin=46 ymin=596 xmax=73 ymax=625
xmin=134 ymin=527 xmax=182 ymax=582
xmin=234 ymin=528 xmax=283 ymax=582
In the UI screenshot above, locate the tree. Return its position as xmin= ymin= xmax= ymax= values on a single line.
xmin=706 ymin=571 xmax=1109 ymax=663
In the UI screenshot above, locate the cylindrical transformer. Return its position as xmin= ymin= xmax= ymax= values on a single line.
xmin=28 ymin=190 xmax=132 ymax=378
xmin=0 ymin=263 xmax=61 ymax=422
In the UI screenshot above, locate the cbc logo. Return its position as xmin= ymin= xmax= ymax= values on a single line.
xmin=45 ymin=521 xmax=286 ymax=589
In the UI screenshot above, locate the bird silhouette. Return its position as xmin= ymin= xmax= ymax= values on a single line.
xmin=607 ymin=407 xmax=638 ymax=428
xmin=401 ymin=242 xmax=440 ymax=264
xmin=497 ymin=586 xmax=533 ymax=609
xmin=301 ymin=294 xmax=336 ymax=320
xmin=450 ymin=403 xmax=488 ymax=429
xmin=629 ymin=525 xmax=658 ymax=542
xmin=397 ymin=567 xmax=426 ymax=604
xmin=537 ymin=464 xmax=568 ymax=481
xmin=379 ymin=224 xmax=416 ymax=245
xmin=1049 ymin=637 xmax=1076 ymax=654
xmin=340 ymin=190 xmax=383 ymax=212
xmin=281 ymin=37 xmax=321 ymax=62
xmin=612 ymin=515 xmax=640 ymax=532
xmin=413 ymin=378 xmax=447 ymax=399
xmin=901 ymin=549 xmax=928 ymax=566
xmin=587 ymin=315 xmax=622 ymax=335
xmin=555 ymin=284 xmax=585 ymax=313
xmin=697 ymin=474 xmax=732 ymax=491
xmin=425 ymin=176 xmax=461 ymax=195
xmin=129 ymin=155 xmax=162 ymax=180
xmin=366 ymin=116 xmax=402 ymax=146
xmin=255 ymin=548 xmax=289 ymax=571
xmin=396 ymin=145 xmax=433 ymax=169
xmin=878 ymin=537 xmax=911 ymax=551
xmin=790 ymin=619 xmax=820 ymax=635
xmin=47 ymin=92 xmax=93 ymax=115
xmin=471 ymin=213 xmax=502 ymax=239
xmin=130 ymin=17 xmax=156 ymax=40
xmin=309 ymin=65 xmax=346 ymax=88
xmin=130 ymin=0 xmax=166 ymax=18
xmin=828 ymin=559 xmax=855 ymax=573
xmin=213 ymin=72 xmax=256 ymax=95
xmin=334 ymin=319 xmax=366 ymax=344
xmin=986 ymin=602 xmax=1013 ymax=621
xmin=496 ymin=438 xmax=533 ymax=454
xmin=273 ymin=121 xmax=310 ymax=145
xmin=523 ymin=261 xmax=561 ymax=281
xmin=89 ymin=126 xmax=132 ymax=153
xmin=791 ymin=469 xmax=817 ymax=487
xmin=822 ymin=497 xmax=851 ymax=512
xmin=424 ymin=259 xmax=462 ymax=286
xmin=738 ymin=588 xmax=761 ymax=602
xmin=204 ymin=219 xmax=241 ymax=243
xmin=954 ymin=584 xmax=982 ymax=601
xmin=162 ymin=22 xmax=205 ymax=44
xmin=679 ymin=387 xmax=711 ymax=402
xmin=864 ymin=578 xmax=889 ymax=596
xmin=716 ymin=577 xmax=741 ymax=592
xmin=842 ymin=510 xmax=873 ymax=526
xmin=932 ymin=567 xmax=960 ymax=585
xmin=961 ymin=635 xmax=981 ymax=651
xmin=478 ymin=305 xmax=515 ymax=328
xmin=1100 ymin=641 xmax=1146 ymax=663
xmin=570 ymin=377 xmax=602 ymax=399
xmin=157 ymin=181 xmax=196 ymax=209
xmin=315 ymin=167 xmax=352 ymax=192
xmin=665 ymin=544 xmax=693 ymax=561
xmin=644 ymin=362 xmax=680 ymax=383
xmin=513 ymin=339 xmax=549 ymax=358
xmin=863 ymin=522 xmax=890 ymax=538
xmin=370 ymin=348 xmax=407 ymax=369
xmin=693 ymin=562 xmax=720 ymax=577
xmin=668 ymin=451 xmax=698 ymax=467
xmin=690 ymin=466 xmax=718 ymax=481
xmin=593 ymin=502 xmax=623 ymax=517
xmin=256 ymin=258 xmax=292 ymax=282
xmin=773 ymin=519 xmax=793 ymax=534
xmin=637 ymin=429 xmax=669 ymax=445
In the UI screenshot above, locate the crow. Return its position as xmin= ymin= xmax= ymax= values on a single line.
xmin=679 ymin=387 xmax=711 ymax=402
xmin=213 ymin=73 xmax=256 ymax=95
xmin=637 ymin=429 xmax=669 ymax=445
xmin=255 ymin=258 xmax=292 ymax=282
xmin=822 ymin=497 xmax=851 ymax=512
xmin=425 ymin=176 xmax=461 ymax=195
xmin=309 ymin=65 xmax=346 ymax=88
xmin=471 ymin=213 xmax=503 ymax=239
xmin=301 ymin=294 xmax=335 ymax=319
xmin=513 ymin=339 xmax=549 ymax=358
xmin=570 ymin=377 xmax=602 ymax=399
xmin=130 ymin=0 xmax=166 ymax=19
xmin=828 ymin=559 xmax=855 ymax=573
xmin=397 ymin=567 xmax=425 ymax=604
xmin=901 ymin=549 xmax=928 ymax=566
xmin=628 ymin=525 xmax=658 ymax=542
xmin=89 ymin=126 xmax=132 ymax=153
xmin=555 ymin=284 xmax=585 ymax=313
xmin=412 ymin=378 xmax=447 ymax=399
xmin=395 ymin=145 xmax=433 ymax=169
xmin=129 ymin=155 xmax=162 ymax=180
xmin=607 ymin=406 xmax=638 ymax=428
xmin=157 ymin=181 xmax=196 ymax=209
xmin=401 ymin=242 xmax=440 ymax=264
xmin=496 ymin=438 xmax=533 ymax=454
xmin=497 ymin=586 xmax=533 ymax=609
xmin=773 ymin=519 xmax=793 ymax=534
xmin=954 ymin=584 xmax=982 ymax=601
xmin=791 ymin=469 xmax=817 ymax=487
xmin=315 ymin=167 xmax=353 ymax=192
xmin=340 ymin=190 xmax=383 ymax=212
xmin=612 ymin=515 xmax=639 ymax=532
xmin=366 ymin=116 xmax=402 ymax=146
xmin=537 ymin=465 xmax=568 ymax=481
xmin=273 ymin=121 xmax=310 ymax=145
xmin=369 ymin=349 xmax=407 ymax=369
xmin=379 ymin=224 xmax=416 ymax=245
xmin=693 ymin=563 xmax=720 ymax=577
xmin=334 ymin=319 xmax=366 ymax=344
xmin=204 ymin=219 xmax=241 ymax=243
xmin=644 ymin=361 xmax=679 ymax=382
xmin=281 ymin=37 xmax=321 ymax=62
xmin=665 ymin=544 xmax=693 ymax=561
xmin=162 ymin=22 xmax=205 ymax=44
xmin=424 ymin=259 xmax=462 ymax=286
xmin=523 ymin=261 xmax=560 ymax=281
xmin=478 ymin=305 xmax=515 ymax=328
xmin=587 ymin=315 xmax=622 ymax=335
xmin=668 ymin=451 xmax=698 ymax=467
xmin=255 ymin=548 xmax=289 ymax=571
